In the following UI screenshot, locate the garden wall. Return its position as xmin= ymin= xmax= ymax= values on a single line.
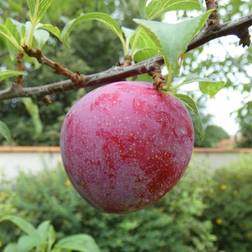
xmin=0 ymin=147 xmax=251 ymax=179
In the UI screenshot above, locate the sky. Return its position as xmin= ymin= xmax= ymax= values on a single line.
xmin=163 ymin=12 xmax=251 ymax=136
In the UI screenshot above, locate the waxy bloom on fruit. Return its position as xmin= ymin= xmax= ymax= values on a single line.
xmin=60 ymin=81 xmax=194 ymax=213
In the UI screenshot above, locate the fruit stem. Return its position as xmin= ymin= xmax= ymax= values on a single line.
xmin=150 ymin=63 xmax=165 ymax=90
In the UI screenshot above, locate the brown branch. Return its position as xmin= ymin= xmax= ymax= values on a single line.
xmin=16 ymin=52 xmax=25 ymax=86
xmin=188 ymin=14 xmax=252 ymax=50
xmin=22 ymin=45 xmax=87 ymax=86
xmin=0 ymin=56 xmax=162 ymax=100
xmin=0 ymin=13 xmax=252 ymax=101
xmin=205 ymin=0 xmax=220 ymax=29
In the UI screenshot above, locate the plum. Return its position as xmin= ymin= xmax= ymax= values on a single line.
xmin=60 ymin=81 xmax=194 ymax=213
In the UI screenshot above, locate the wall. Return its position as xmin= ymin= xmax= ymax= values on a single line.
xmin=0 ymin=147 xmax=251 ymax=179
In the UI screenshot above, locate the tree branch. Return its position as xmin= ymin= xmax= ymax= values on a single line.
xmin=0 ymin=13 xmax=252 ymax=101
xmin=205 ymin=0 xmax=220 ymax=28
xmin=188 ymin=14 xmax=252 ymax=50
xmin=16 ymin=52 xmax=25 ymax=86
xmin=23 ymin=45 xmax=87 ymax=85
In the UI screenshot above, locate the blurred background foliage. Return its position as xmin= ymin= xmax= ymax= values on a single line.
xmin=204 ymin=157 xmax=252 ymax=252
xmin=1 ymin=157 xmax=252 ymax=252
xmin=236 ymin=102 xmax=252 ymax=147
xmin=0 ymin=0 xmax=251 ymax=146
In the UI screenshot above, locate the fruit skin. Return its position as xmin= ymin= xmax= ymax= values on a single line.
xmin=60 ymin=81 xmax=194 ymax=213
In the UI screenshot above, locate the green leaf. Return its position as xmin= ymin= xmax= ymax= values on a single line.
xmin=47 ymin=226 xmax=56 ymax=251
xmin=146 ymin=0 xmax=201 ymax=20
xmin=175 ymin=93 xmax=199 ymax=115
xmin=131 ymin=27 xmax=159 ymax=55
xmin=139 ymin=0 xmax=147 ymax=18
xmin=3 ymin=243 xmax=18 ymax=252
xmin=22 ymin=98 xmax=43 ymax=135
xmin=61 ymin=12 xmax=126 ymax=54
xmin=134 ymin=48 xmax=158 ymax=62
xmin=39 ymin=24 xmax=61 ymax=40
xmin=37 ymin=221 xmax=51 ymax=241
xmin=0 ymin=121 xmax=12 ymax=143
xmin=134 ymin=11 xmax=211 ymax=67
xmin=0 ymin=215 xmax=37 ymax=236
xmin=17 ymin=235 xmax=39 ymax=252
xmin=55 ymin=234 xmax=100 ymax=252
xmin=199 ymin=80 xmax=225 ymax=97
xmin=27 ymin=0 xmax=53 ymax=23
xmin=36 ymin=221 xmax=55 ymax=251
xmin=5 ymin=18 xmax=20 ymax=42
xmin=0 ymin=70 xmax=24 ymax=82
xmin=0 ymin=24 xmax=22 ymax=50
xmin=122 ymin=27 xmax=134 ymax=50
xmin=2 ymin=19 xmax=23 ymax=57
xmin=34 ymin=29 xmax=50 ymax=48
xmin=122 ymin=27 xmax=134 ymax=41
xmin=7 ymin=19 xmax=27 ymax=44
xmin=174 ymin=93 xmax=204 ymax=140
xmin=24 ymin=21 xmax=33 ymax=43
xmin=27 ymin=0 xmax=36 ymax=18
xmin=173 ymin=76 xmax=226 ymax=96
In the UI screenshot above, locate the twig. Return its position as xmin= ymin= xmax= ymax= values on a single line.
xmin=22 ymin=45 xmax=87 ymax=86
xmin=0 ymin=13 xmax=252 ymax=101
xmin=205 ymin=0 xmax=220 ymax=29
xmin=16 ymin=52 xmax=25 ymax=86
xmin=0 ymin=57 xmax=162 ymax=100
xmin=237 ymin=29 xmax=251 ymax=48
xmin=187 ymin=14 xmax=252 ymax=50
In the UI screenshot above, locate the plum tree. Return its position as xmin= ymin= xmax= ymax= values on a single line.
xmin=60 ymin=81 xmax=194 ymax=213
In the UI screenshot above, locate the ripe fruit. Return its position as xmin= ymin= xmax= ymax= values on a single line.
xmin=60 ymin=81 xmax=194 ymax=213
